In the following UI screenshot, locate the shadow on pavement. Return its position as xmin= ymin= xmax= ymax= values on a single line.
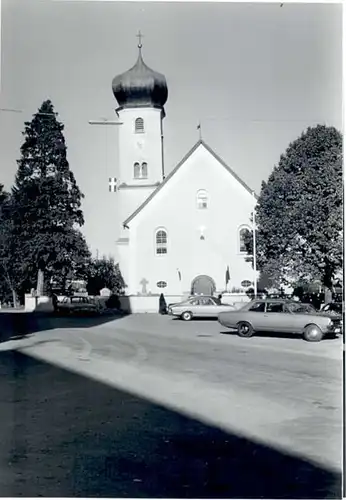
xmin=0 ymin=311 xmax=126 ymax=343
xmin=0 ymin=350 xmax=341 ymax=498
xmin=172 ymin=317 xmax=218 ymax=322
xmin=219 ymin=329 xmax=339 ymax=342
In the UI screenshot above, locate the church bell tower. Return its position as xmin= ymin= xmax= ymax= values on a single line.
xmin=112 ymin=33 xmax=168 ymax=238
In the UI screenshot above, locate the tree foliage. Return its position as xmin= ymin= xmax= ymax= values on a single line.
xmin=247 ymin=125 xmax=343 ymax=290
xmin=42 ymin=228 xmax=91 ymax=290
xmin=0 ymin=185 xmax=16 ymax=303
xmin=86 ymin=257 xmax=125 ymax=296
xmin=10 ymin=100 xmax=89 ymax=293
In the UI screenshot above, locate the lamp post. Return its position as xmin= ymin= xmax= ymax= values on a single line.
xmin=252 ymin=191 xmax=257 ymax=297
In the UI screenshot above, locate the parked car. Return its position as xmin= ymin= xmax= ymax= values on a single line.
xmin=168 ymin=296 xmax=236 ymax=321
xmin=218 ymin=299 xmax=342 ymax=342
xmin=57 ymin=295 xmax=102 ymax=315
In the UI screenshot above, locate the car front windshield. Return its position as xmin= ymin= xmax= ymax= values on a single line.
xmin=287 ymin=303 xmax=316 ymax=314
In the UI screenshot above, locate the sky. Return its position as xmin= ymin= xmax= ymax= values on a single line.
xmin=0 ymin=0 xmax=343 ymax=258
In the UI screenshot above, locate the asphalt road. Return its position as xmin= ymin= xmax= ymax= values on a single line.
xmin=0 ymin=312 xmax=343 ymax=498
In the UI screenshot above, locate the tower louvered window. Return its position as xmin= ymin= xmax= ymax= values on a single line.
xmin=135 ymin=117 xmax=144 ymax=133
xmin=133 ymin=162 xmax=148 ymax=179
xmin=141 ymin=162 xmax=148 ymax=178
xmin=134 ymin=162 xmax=140 ymax=178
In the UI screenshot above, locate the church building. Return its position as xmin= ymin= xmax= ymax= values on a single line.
xmin=111 ymin=39 xmax=257 ymax=310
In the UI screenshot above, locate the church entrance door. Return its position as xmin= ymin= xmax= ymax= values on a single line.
xmin=191 ymin=275 xmax=216 ymax=296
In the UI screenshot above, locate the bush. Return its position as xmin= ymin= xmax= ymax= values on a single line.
xmin=105 ymin=294 xmax=121 ymax=310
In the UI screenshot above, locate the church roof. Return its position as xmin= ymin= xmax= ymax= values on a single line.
xmin=123 ymin=139 xmax=258 ymax=228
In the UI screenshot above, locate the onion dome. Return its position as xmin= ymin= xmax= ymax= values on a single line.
xmin=112 ymin=40 xmax=168 ymax=111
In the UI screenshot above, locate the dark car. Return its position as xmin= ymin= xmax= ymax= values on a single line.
xmin=218 ymin=299 xmax=341 ymax=342
xmin=57 ymin=295 xmax=102 ymax=315
xmin=320 ymin=302 xmax=343 ymax=315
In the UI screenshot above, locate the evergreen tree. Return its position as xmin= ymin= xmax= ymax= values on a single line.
xmin=245 ymin=125 xmax=343 ymax=298
xmin=11 ymin=100 xmax=88 ymax=294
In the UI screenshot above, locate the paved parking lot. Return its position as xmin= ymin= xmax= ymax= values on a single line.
xmin=94 ymin=313 xmax=343 ymax=359
xmin=0 ymin=311 xmax=342 ymax=498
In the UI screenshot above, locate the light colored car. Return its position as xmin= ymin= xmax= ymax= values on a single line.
xmin=218 ymin=299 xmax=341 ymax=342
xmin=57 ymin=295 xmax=101 ymax=315
xmin=168 ymin=296 xmax=236 ymax=321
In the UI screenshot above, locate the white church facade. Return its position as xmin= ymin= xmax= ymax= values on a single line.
xmin=111 ymin=40 xmax=257 ymax=311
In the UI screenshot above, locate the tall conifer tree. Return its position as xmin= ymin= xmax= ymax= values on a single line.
xmin=11 ymin=100 xmax=89 ymax=294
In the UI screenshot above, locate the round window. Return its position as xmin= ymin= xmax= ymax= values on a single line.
xmin=157 ymin=281 xmax=167 ymax=289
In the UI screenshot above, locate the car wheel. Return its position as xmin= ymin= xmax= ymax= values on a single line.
xmin=303 ymin=324 xmax=323 ymax=342
xmin=237 ymin=321 xmax=254 ymax=338
xmin=182 ymin=311 xmax=192 ymax=321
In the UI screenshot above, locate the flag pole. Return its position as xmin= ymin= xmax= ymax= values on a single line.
xmin=252 ymin=191 xmax=257 ymax=297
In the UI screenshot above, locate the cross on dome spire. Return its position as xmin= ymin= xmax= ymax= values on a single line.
xmin=136 ymin=30 xmax=144 ymax=49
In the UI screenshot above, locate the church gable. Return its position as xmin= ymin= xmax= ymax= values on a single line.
xmin=123 ymin=139 xmax=256 ymax=228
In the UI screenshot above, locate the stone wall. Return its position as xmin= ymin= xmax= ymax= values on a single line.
xmin=24 ymin=294 xmax=54 ymax=313
xmin=119 ymin=293 xmax=251 ymax=314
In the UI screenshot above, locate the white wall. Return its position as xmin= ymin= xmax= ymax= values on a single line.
xmin=126 ymin=144 xmax=257 ymax=295
xmin=24 ymin=295 xmax=54 ymax=312
xmin=119 ymin=293 xmax=251 ymax=314
xmin=115 ymin=106 xmax=165 ymax=252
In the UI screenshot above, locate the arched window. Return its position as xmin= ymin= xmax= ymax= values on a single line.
xmin=134 ymin=162 xmax=140 ymax=178
xmin=239 ymin=226 xmax=251 ymax=253
xmin=135 ymin=117 xmax=144 ymax=133
xmin=141 ymin=162 xmax=148 ymax=178
xmin=196 ymin=189 xmax=208 ymax=209
xmin=156 ymin=229 xmax=167 ymax=255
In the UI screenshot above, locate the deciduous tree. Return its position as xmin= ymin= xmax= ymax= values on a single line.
xmin=246 ymin=125 xmax=343 ymax=297
xmin=86 ymin=257 xmax=125 ymax=296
